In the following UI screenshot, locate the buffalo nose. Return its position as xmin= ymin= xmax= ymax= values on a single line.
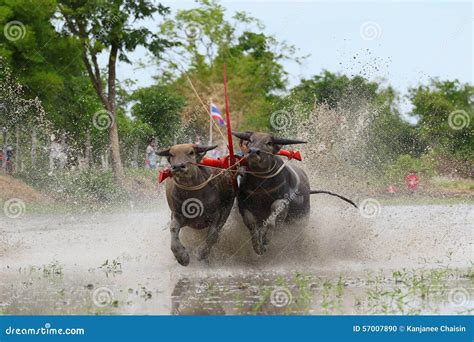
xmin=248 ymin=148 xmax=261 ymax=155
xmin=172 ymin=163 xmax=187 ymax=172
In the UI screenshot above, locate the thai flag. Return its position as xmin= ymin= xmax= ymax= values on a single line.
xmin=210 ymin=102 xmax=226 ymax=126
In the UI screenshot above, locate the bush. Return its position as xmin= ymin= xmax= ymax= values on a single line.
xmin=16 ymin=168 xmax=128 ymax=205
xmin=384 ymin=153 xmax=437 ymax=184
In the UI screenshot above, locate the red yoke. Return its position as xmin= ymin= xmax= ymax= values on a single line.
xmin=158 ymin=149 xmax=302 ymax=183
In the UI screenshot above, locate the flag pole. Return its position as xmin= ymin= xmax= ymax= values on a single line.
xmin=209 ymin=98 xmax=213 ymax=145
xmin=223 ymin=64 xmax=235 ymax=168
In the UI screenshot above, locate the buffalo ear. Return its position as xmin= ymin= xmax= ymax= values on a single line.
xmin=194 ymin=144 xmax=217 ymax=162
xmin=272 ymin=137 xmax=307 ymax=145
xmin=232 ymin=131 xmax=252 ymax=141
xmin=157 ymin=148 xmax=171 ymax=157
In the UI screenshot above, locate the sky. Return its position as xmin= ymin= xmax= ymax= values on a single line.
xmin=107 ymin=0 xmax=473 ymax=118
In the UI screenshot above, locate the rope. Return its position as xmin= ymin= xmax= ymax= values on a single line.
xmin=173 ymin=173 xmax=217 ymax=191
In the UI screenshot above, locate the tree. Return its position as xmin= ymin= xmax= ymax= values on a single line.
xmin=130 ymin=84 xmax=185 ymax=147
xmin=283 ymin=71 xmax=418 ymax=169
xmin=58 ymin=0 xmax=175 ymax=183
xmin=409 ymin=79 xmax=473 ymax=164
xmin=157 ymin=0 xmax=300 ymax=132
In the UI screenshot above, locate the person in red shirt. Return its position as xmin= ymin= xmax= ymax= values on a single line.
xmin=405 ymin=170 xmax=419 ymax=194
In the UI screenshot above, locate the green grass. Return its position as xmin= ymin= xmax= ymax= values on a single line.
xmin=432 ymin=177 xmax=474 ymax=191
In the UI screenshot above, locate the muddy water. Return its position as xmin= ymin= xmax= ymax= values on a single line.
xmin=0 ymin=200 xmax=473 ymax=315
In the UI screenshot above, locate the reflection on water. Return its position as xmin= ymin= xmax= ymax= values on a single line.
xmin=0 ymin=266 xmax=472 ymax=315
xmin=171 ymin=271 xmax=474 ymax=315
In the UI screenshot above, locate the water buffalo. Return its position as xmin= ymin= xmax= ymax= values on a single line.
xmin=233 ymin=131 xmax=356 ymax=255
xmin=158 ymin=144 xmax=235 ymax=266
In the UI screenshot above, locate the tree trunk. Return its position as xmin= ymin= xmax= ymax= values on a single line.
xmin=133 ymin=141 xmax=139 ymax=168
xmin=31 ymin=129 xmax=37 ymax=166
xmin=85 ymin=130 xmax=92 ymax=168
xmin=2 ymin=128 xmax=7 ymax=172
xmin=15 ymin=126 xmax=20 ymax=173
xmin=106 ymin=44 xmax=124 ymax=184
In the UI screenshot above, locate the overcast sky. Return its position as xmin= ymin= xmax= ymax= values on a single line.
xmin=108 ymin=0 xmax=473 ymax=117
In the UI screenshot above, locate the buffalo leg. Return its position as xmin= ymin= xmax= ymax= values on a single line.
xmin=242 ymin=209 xmax=266 ymax=255
xmin=197 ymin=204 xmax=232 ymax=263
xmin=170 ymin=214 xmax=190 ymax=266
xmin=262 ymin=199 xmax=290 ymax=248
xmin=197 ymin=223 xmax=220 ymax=263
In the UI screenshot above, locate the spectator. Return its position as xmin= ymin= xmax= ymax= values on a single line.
xmin=145 ymin=138 xmax=157 ymax=169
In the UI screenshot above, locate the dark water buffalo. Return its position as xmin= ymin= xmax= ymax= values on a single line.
xmin=158 ymin=144 xmax=235 ymax=266
xmin=233 ymin=131 xmax=356 ymax=255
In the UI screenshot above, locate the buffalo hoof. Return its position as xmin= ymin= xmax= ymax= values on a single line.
xmin=173 ymin=249 xmax=190 ymax=266
xmin=197 ymin=250 xmax=211 ymax=265
xmin=252 ymin=243 xmax=267 ymax=256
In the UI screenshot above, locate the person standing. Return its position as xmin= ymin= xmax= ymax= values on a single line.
xmin=145 ymin=138 xmax=157 ymax=169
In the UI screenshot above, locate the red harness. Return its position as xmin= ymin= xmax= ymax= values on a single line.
xmin=158 ymin=149 xmax=302 ymax=184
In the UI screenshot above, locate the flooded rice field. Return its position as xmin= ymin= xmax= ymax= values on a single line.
xmin=0 ymin=199 xmax=473 ymax=315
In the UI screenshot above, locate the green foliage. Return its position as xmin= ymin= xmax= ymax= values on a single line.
xmin=282 ymin=71 xmax=421 ymax=168
xmin=158 ymin=0 xmax=299 ymax=131
xmin=130 ymin=84 xmax=185 ymax=146
xmin=291 ymin=70 xmax=379 ymax=111
xmin=58 ymin=0 xmax=175 ymax=62
xmin=409 ymin=79 xmax=473 ymax=162
xmin=384 ymin=153 xmax=438 ymax=184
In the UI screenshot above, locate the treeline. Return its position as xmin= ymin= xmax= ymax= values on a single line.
xmin=0 ymin=0 xmax=472 ymax=184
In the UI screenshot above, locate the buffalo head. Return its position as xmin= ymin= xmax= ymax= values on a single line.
xmin=233 ymin=132 xmax=306 ymax=171
xmin=157 ymin=144 xmax=217 ymax=180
